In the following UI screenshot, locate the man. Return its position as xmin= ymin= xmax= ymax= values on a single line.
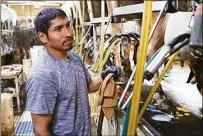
xmin=26 ymin=8 xmax=121 ymax=136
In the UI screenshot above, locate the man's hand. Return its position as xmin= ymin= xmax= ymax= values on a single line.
xmin=101 ymin=66 xmax=121 ymax=80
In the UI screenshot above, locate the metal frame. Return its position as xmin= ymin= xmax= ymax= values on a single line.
xmin=113 ymin=1 xmax=167 ymax=17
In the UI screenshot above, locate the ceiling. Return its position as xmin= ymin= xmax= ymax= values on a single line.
xmin=1 ymin=1 xmax=66 ymax=6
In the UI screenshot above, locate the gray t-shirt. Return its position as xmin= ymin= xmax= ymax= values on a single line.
xmin=26 ymin=49 xmax=92 ymax=136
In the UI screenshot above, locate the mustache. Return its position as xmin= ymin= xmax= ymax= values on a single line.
xmin=62 ymin=36 xmax=74 ymax=45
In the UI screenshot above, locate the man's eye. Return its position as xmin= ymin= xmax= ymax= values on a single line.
xmin=66 ymin=23 xmax=70 ymax=28
xmin=55 ymin=27 xmax=61 ymax=31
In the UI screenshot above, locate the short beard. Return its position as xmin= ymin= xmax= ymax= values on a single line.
xmin=67 ymin=45 xmax=73 ymax=51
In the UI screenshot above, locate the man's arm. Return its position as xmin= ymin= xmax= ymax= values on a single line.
xmin=88 ymin=66 xmax=121 ymax=93
xmin=88 ymin=75 xmax=103 ymax=93
xmin=31 ymin=114 xmax=52 ymax=136
xmin=26 ymin=70 xmax=58 ymax=135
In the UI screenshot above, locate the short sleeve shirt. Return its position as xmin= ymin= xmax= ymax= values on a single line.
xmin=26 ymin=49 xmax=92 ymax=136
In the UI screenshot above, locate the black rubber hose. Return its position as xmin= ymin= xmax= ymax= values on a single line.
xmin=167 ymin=33 xmax=190 ymax=48
xmin=170 ymin=38 xmax=190 ymax=55
xmin=97 ymin=109 xmax=104 ymax=136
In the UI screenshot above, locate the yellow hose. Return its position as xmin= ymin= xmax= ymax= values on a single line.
xmin=93 ymin=38 xmax=121 ymax=72
xmin=75 ymin=6 xmax=79 ymax=51
xmin=93 ymin=58 xmax=99 ymax=72
xmin=102 ymin=38 xmax=120 ymax=66
xmin=136 ymin=50 xmax=181 ymax=128
xmin=98 ymin=0 xmax=105 ymax=73
xmin=89 ymin=1 xmax=105 ymax=120
xmin=127 ymin=1 xmax=152 ymax=135
xmin=78 ymin=1 xmax=85 ymax=57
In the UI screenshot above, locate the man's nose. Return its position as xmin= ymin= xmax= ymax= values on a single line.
xmin=64 ymin=27 xmax=73 ymax=37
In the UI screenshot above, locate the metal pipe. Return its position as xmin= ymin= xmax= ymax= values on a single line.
xmin=139 ymin=118 xmax=162 ymax=136
xmin=87 ymin=1 xmax=94 ymax=21
xmin=127 ymin=1 xmax=152 ymax=135
xmin=148 ymin=1 xmax=167 ymax=43
xmin=93 ymin=25 xmax=97 ymax=61
xmin=118 ymin=66 xmax=136 ymax=109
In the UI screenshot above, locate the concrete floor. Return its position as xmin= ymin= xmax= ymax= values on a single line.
xmin=14 ymin=111 xmax=146 ymax=136
xmin=91 ymin=119 xmax=98 ymax=135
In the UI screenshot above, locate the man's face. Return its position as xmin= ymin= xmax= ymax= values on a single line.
xmin=40 ymin=17 xmax=74 ymax=52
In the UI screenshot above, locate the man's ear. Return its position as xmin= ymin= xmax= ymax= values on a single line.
xmin=38 ymin=32 xmax=48 ymax=44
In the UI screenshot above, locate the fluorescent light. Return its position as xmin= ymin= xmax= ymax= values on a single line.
xmin=6 ymin=1 xmax=65 ymax=4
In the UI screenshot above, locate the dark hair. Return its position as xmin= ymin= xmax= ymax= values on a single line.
xmin=34 ymin=8 xmax=67 ymax=36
